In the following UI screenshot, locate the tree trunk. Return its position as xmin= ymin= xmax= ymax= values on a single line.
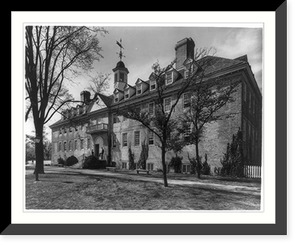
xmin=195 ymin=138 xmax=201 ymax=179
xmin=161 ymin=143 xmax=168 ymax=187
xmin=34 ymin=124 xmax=45 ymax=181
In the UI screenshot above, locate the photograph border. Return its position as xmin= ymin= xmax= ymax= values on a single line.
xmin=5 ymin=2 xmax=287 ymax=235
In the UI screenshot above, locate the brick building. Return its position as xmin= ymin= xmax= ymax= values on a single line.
xmin=49 ymin=37 xmax=262 ymax=173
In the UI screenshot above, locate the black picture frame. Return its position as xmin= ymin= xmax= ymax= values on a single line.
xmin=5 ymin=3 xmax=287 ymax=235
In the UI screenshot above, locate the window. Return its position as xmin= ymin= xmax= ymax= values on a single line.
xmin=69 ymin=140 xmax=72 ymax=151
xmin=113 ymin=114 xmax=120 ymax=124
xmin=122 ymin=133 xmax=128 ymax=147
xmin=124 ymin=89 xmax=129 ymax=99
xmin=112 ymin=134 xmax=117 ymax=148
xmin=80 ymin=139 xmax=84 ymax=149
xmin=114 ymin=93 xmax=119 ymax=103
xmin=75 ymin=140 xmax=78 ymax=150
xmin=150 ymin=80 xmax=156 ymax=91
xmin=119 ymin=72 xmax=125 ymax=82
xmin=137 ymin=84 xmax=142 ymax=95
xmin=148 ymin=102 xmax=155 ymax=116
xmin=121 ymin=162 xmax=127 ymax=169
xmin=164 ymin=97 xmax=172 ymax=112
xmin=134 ymin=131 xmax=140 ymax=146
xmin=58 ymin=142 xmax=61 ymax=151
xmin=182 ymin=164 xmax=191 ymax=173
xmin=63 ymin=141 xmax=67 ymax=151
xmin=184 ymin=122 xmax=192 ymax=142
xmin=165 ymin=71 xmax=173 ymax=85
xmin=147 ymin=163 xmax=154 ymax=171
xmin=183 ymin=92 xmax=191 ymax=109
xmin=148 ymin=131 xmax=154 ymax=145
xmin=136 ymin=105 xmax=141 ymax=114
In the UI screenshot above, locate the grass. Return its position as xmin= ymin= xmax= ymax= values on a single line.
xmin=26 ymin=170 xmax=261 ymax=210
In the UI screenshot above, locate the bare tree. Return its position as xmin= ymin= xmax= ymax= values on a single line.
xmin=86 ymin=72 xmax=110 ymax=95
xmin=118 ymin=48 xmax=213 ymax=187
xmin=177 ymin=77 xmax=240 ymax=179
xmin=25 ymin=26 xmax=108 ymax=180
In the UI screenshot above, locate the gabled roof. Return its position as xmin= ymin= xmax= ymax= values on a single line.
xmin=124 ymin=83 xmax=136 ymax=90
xmin=135 ymin=78 xmax=148 ymax=85
xmin=113 ymin=88 xmax=124 ymax=94
xmin=96 ymin=93 xmax=114 ymax=107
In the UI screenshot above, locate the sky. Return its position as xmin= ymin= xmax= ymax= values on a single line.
xmin=25 ymin=26 xmax=263 ymax=140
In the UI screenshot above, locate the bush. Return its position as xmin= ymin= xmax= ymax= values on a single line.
xmin=214 ymin=167 xmax=222 ymax=176
xmin=168 ymin=156 xmax=182 ymax=173
xmin=65 ymin=155 xmax=78 ymax=167
xmin=128 ymin=146 xmax=135 ymax=170
xmin=57 ymin=157 xmax=65 ymax=165
xmin=82 ymin=155 xmax=100 ymax=169
xmin=220 ymin=129 xmax=244 ymax=177
xmin=187 ymin=154 xmax=198 ymax=174
xmin=202 ymin=153 xmax=211 ymax=175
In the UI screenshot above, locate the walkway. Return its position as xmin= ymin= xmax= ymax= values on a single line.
xmin=26 ymin=165 xmax=261 ymax=196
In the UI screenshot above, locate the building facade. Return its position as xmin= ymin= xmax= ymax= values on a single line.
xmin=50 ymin=37 xmax=262 ymax=173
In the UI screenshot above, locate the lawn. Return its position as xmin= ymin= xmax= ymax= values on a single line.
xmin=25 ymin=170 xmax=261 ymax=210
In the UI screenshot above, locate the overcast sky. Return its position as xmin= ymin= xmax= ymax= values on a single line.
xmin=25 ymin=26 xmax=263 ymax=138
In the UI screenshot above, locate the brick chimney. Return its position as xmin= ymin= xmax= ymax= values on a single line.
xmin=175 ymin=37 xmax=195 ymax=70
xmin=80 ymin=91 xmax=91 ymax=104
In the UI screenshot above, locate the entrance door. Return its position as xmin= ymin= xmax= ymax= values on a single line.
xmin=94 ymin=144 xmax=99 ymax=158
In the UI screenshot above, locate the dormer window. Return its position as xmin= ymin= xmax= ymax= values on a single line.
xmin=114 ymin=94 xmax=119 ymax=103
xmin=150 ymin=80 xmax=156 ymax=91
xmin=73 ymin=108 xmax=77 ymax=117
xmin=165 ymin=71 xmax=173 ymax=85
xmin=137 ymin=84 xmax=142 ymax=95
xmin=125 ymin=89 xmax=130 ymax=99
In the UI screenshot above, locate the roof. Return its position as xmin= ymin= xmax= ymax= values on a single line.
xmin=198 ymin=55 xmax=247 ymax=75
xmin=109 ymin=54 xmax=248 ymax=106
xmin=49 ymin=54 xmax=250 ymax=129
xmin=97 ymin=93 xmax=114 ymax=107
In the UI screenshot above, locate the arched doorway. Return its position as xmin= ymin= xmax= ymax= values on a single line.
xmin=94 ymin=136 xmax=107 ymax=160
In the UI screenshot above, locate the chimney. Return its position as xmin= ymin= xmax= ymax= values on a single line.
xmin=175 ymin=37 xmax=195 ymax=70
xmin=80 ymin=91 xmax=91 ymax=104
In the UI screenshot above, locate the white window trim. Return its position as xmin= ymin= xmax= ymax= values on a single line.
xmin=124 ymin=89 xmax=130 ymax=99
xmin=121 ymin=161 xmax=128 ymax=169
xmin=148 ymin=102 xmax=155 ymax=116
xmin=147 ymin=163 xmax=154 ymax=171
xmin=136 ymin=84 xmax=142 ymax=95
xmin=150 ymin=80 xmax=156 ymax=91
xmin=164 ymin=97 xmax=172 ymax=112
xmin=114 ymin=93 xmax=119 ymax=102
xmin=183 ymin=92 xmax=191 ymax=109
xmin=134 ymin=131 xmax=140 ymax=146
xmin=122 ymin=133 xmax=128 ymax=147
xmin=148 ymin=131 xmax=154 ymax=146
xmin=165 ymin=71 xmax=173 ymax=85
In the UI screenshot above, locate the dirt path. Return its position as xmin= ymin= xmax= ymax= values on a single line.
xmin=26 ymin=166 xmax=261 ymax=196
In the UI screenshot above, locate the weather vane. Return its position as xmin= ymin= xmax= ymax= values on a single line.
xmin=116 ymin=38 xmax=125 ymax=61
